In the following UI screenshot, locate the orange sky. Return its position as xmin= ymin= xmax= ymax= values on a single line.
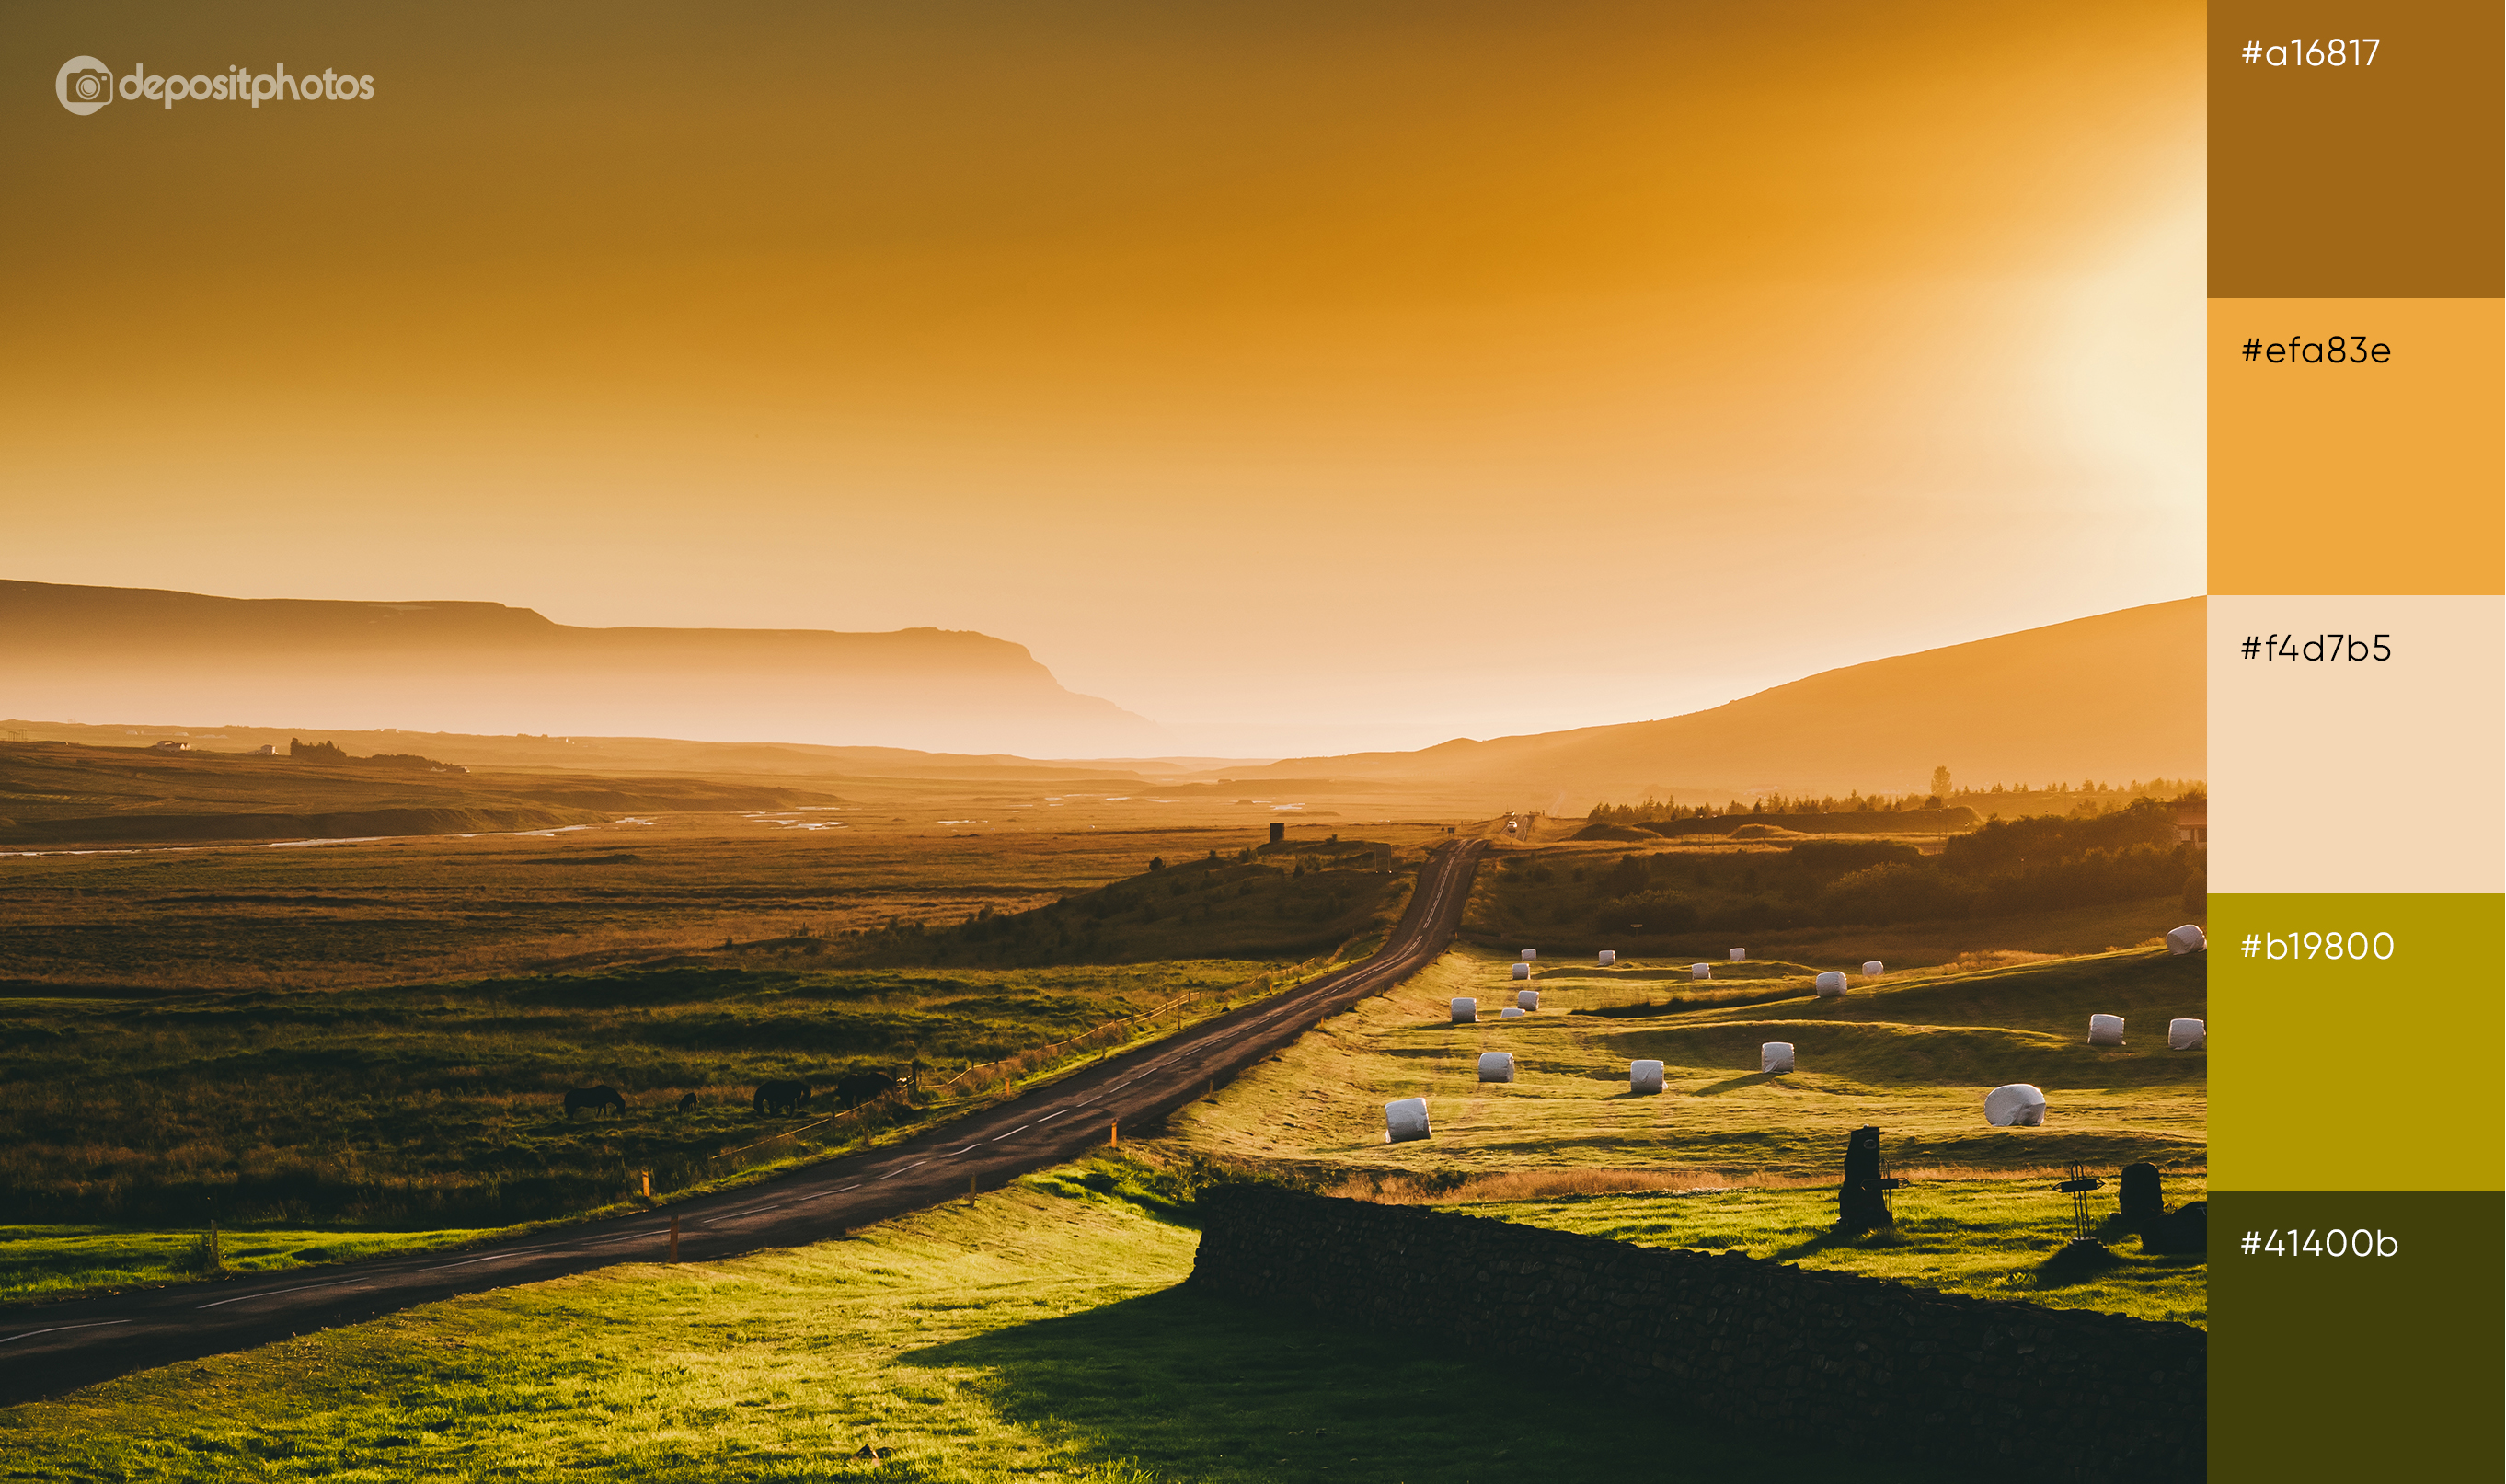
xmin=5 ymin=1 xmax=2203 ymax=757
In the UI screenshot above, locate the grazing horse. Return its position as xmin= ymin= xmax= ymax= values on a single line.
xmin=834 ymin=1070 xmax=896 ymax=1110
xmin=677 ymin=1092 xmax=698 ymax=1113
xmin=753 ymin=1079 xmax=811 ymax=1116
xmin=563 ymin=1085 xmax=625 ymax=1119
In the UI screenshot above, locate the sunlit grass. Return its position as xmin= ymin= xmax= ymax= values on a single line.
xmin=0 ymin=1163 xmax=1909 ymax=1483
xmin=0 ymin=1226 xmax=505 ymax=1308
xmin=1162 ymin=940 xmax=2205 ymax=1321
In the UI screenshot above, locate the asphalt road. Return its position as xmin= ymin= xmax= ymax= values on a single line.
xmin=0 ymin=838 xmax=1486 ymax=1404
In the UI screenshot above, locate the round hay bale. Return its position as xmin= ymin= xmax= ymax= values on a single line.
xmin=1451 ymin=997 xmax=1478 ymax=1024
xmin=2088 ymin=1013 xmax=2125 ymax=1047
xmin=1385 ymin=1097 xmax=1431 ymax=1144
xmin=1629 ymin=1059 xmax=1665 ymax=1095
xmin=1760 ymin=1041 xmax=1795 ymax=1074
xmin=1521 ymin=949 xmax=1538 ymax=961
xmin=1477 ymin=1051 xmax=1516 ymax=1082
xmin=1729 ymin=948 xmax=1747 ymax=961
xmin=1511 ymin=961 xmax=1531 ymax=981
xmin=1598 ymin=949 xmax=1616 ymax=967
xmin=2168 ymin=1018 xmax=2207 ymax=1051
xmin=1516 ymin=989 xmax=1539 ymax=1011
xmin=2166 ymin=924 xmax=2207 ymax=955
xmin=1500 ymin=1006 xmax=1525 ymax=1018
xmin=1862 ymin=960 xmax=1884 ymax=977
xmin=1813 ymin=971 xmax=1847 ymax=997
xmin=1984 ymin=1083 xmax=2047 ymax=1127
xmin=1690 ymin=963 xmax=1711 ymax=980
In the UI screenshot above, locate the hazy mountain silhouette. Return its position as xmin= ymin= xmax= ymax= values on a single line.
xmin=1234 ymin=599 xmax=2203 ymax=803
xmin=0 ymin=581 xmax=1163 ymax=757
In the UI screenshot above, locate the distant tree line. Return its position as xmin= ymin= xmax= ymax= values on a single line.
xmin=1512 ymin=800 xmax=2202 ymax=937
xmin=289 ymin=737 xmax=458 ymax=771
xmin=1587 ymin=775 xmax=2206 ymax=825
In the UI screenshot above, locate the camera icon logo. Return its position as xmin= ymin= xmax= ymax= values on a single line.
xmin=57 ymin=55 xmax=114 ymax=116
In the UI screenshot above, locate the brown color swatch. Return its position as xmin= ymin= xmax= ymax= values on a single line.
xmin=2211 ymin=1 xmax=2503 ymax=296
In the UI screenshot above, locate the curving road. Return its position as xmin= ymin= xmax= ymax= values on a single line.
xmin=0 ymin=838 xmax=1485 ymax=1404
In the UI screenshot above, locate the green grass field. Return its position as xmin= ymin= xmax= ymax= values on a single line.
xmin=0 ymin=1163 xmax=1913 ymax=1484
xmin=1161 ymin=934 xmax=2206 ymax=1322
xmin=0 ymin=1225 xmax=498 ymax=1308
xmin=0 ymin=957 xmax=1304 ymax=1239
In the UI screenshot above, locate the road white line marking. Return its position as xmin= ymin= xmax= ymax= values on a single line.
xmin=0 ymin=1319 xmax=129 ymax=1345
xmin=199 ymin=1281 xmax=360 ymax=1310
xmin=1038 ymin=1110 xmax=1067 ymax=1121
xmin=420 ymin=1247 xmax=558 ymax=1271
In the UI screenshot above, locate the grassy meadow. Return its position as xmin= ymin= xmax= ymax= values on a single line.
xmin=1160 ymin=925 xmax=2206 ymax=1322
xmin=0 ymin=828 xmax=1428 ymax=1290
xmin=0 ymin=1162 xmax=1910 ymax=1484
xmin=0 ymin=815 xmax=1452 ymax=994
xmin=0 ymin=929 xmax=1392 ymax=1238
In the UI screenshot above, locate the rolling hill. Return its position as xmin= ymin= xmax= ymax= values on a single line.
xmin=1235 ymin=599 xmax=2203 ymax=807
xmin=0 ymin=581 xmax=1162 ymax=758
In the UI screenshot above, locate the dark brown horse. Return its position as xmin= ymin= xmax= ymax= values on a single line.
xmin=563 ymin=1085 xmax=625 ymax=1119
xmin=753 ymin=1079 xmax=810 ymax=1116
xmin=834 ymin=1070 xmax=896 ymax=1110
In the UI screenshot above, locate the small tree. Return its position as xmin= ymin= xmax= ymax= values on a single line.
xmin=1930 ymin=765 xmax=1952 ymax=799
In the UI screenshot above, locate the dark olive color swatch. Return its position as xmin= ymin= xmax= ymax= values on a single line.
xmin=2210 ymin=1191 xmax=2503 ymax=1478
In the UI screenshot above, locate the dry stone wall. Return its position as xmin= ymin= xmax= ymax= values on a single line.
xmin=1191 ymin=1185 xmax=2203 ymax=1483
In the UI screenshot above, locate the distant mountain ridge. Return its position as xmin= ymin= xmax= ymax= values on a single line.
xmin=1236 ymin=598 xmax=2204 ymax=806
xmin=0 ymin=581 xmax=1163 ymax=757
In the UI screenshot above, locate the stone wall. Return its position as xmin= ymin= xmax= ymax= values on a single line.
xmin=1191 ymin=1185 xmax=2203 ymax=1482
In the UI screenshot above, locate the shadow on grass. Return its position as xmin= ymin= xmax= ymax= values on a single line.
xmin=1770 ymin=1223 xmax=1908 ymax=1262
xmin=907 ymin=1283 xmax=1925 ymax=1484
xmin=1690 ymin=1072 xmax=1780 ymax=1096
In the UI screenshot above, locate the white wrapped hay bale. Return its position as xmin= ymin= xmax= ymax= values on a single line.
xmin=1478 ymin=1051 xmax=1516 ymax=1082
xmin=1451 ymin=997 xmax=1477 ymax=1024
xmin=1729 ymin=948 xmax=1747 ymax=961
xmin=1984 ymin=1083 xmax=2048 ymax=1127
xmin=2088 ymin=1014 xmax=2125 ymax=1047
xmin=2169 ymin=1018 xmax=2207 ymax=1051
xmin=1385 ymin=1097 xmax=1431 ymax=1144
xmin=1760 ymin=1041 xmax=1795 ymax=1074
xmin=1511 ymin=961 xmax=1531 ymax=981
xmin=1813 ymin=971 xmax=1847 ymax=997
xmin=1501 ymin=1007 xmax=1525 ymax=1018
xmin=1598 ymin=949 xmax=1616 ymax=967
xmin=1516 ymin=989 xmax=1539 ymax=1011
xmin=1862 ymin=961 xmax=1885 ymax=977
xmin=1521 ymin=949 xmax=1537 ymax=961
xmin=1629 ymin=1059 xmax=1665 ymax=1095
xmin=2166 ymin=924 xmax=2207 ymax=955
xmin=1691 ymin=963 xmax=1711 ymax=980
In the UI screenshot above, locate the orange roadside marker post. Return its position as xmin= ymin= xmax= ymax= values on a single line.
xmin=1110 ymin=1120 xmax=1119 ymax=1148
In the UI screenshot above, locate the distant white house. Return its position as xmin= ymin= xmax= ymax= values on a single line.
xmin=254 ymin=744 xmax=280 ymax=756
xmin=150 ymin=740 xmax=191 ymax=753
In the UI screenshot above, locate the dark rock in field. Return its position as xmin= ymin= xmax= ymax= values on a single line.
xmin=1833 ymin=1124 xmax=1893 ymax=1236
xmin=2119 ymin=1162 xmax=2164 ymax=1224
xmin=2142 ymin=1200 xmax=2208 ymax=1256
